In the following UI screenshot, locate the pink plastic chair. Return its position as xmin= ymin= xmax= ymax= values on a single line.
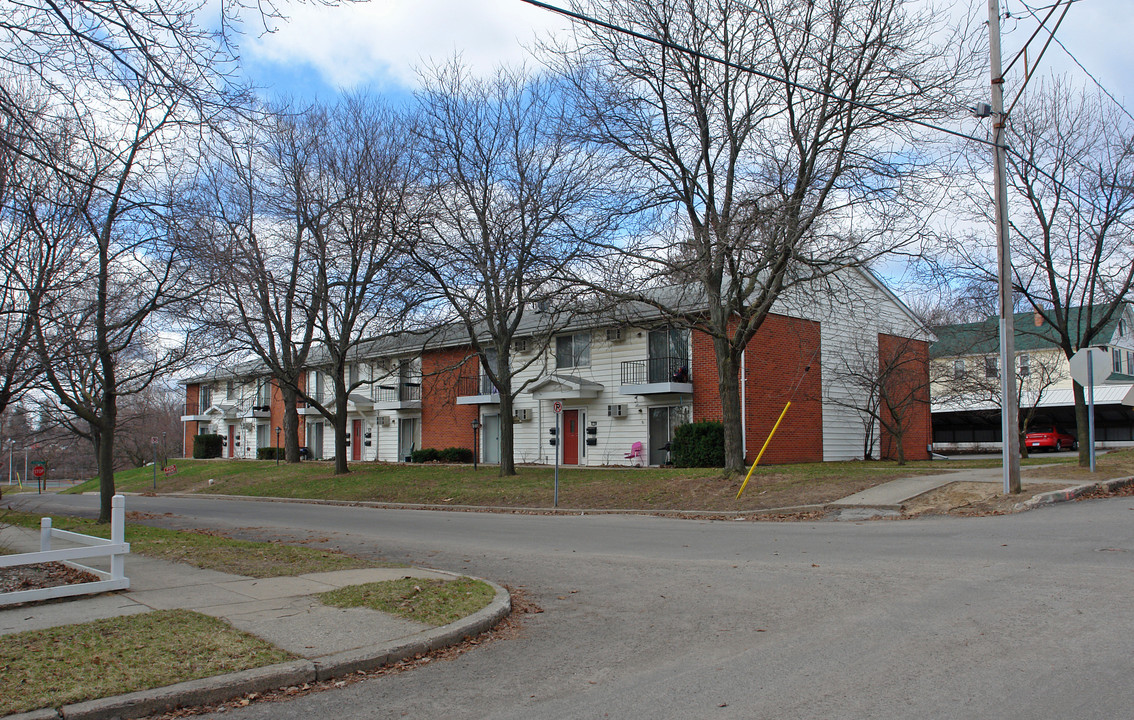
xmin=625 ymin=441 xmax=644 ymax=466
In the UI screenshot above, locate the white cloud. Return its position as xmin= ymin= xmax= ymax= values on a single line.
xmin=245 ymin=0 xmax=571 ymax=91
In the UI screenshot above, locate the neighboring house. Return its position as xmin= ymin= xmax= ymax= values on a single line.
xmin=181 ymin=268 xmax=934 ymax=466
xmin=930 ymin=304 xmax=1134 ymax=450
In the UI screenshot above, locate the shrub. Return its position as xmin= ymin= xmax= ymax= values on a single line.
xmin=193 ymin=434 xmax=224 ymax=459
xmin=411 ymin=448 xmax=441 ymax=463
xmin=670 ymin=421 xmax=725 ymax=468
xmin=438 ymin=447 xmax=474 ymax=463
xmin=256 ymin=447 xmax=283 ymax=460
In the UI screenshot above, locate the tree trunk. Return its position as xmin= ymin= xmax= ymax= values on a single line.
xmin=498 ymin=383 xmax=516 ymax=477
xmin=713 ymin=337 xmax=745 ymax=473
xmin=96 ymin=415 xmax=116 ymax=523
xmin=281 ymin=384 xmax=301 ymax=463
xmin=1072 ymin=382 xmax=1090 ymax=468
xmin=333 ymin=403 xmax=349 ymax=475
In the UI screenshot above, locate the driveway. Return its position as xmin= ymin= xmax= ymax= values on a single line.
xmin=10 ymin=493 xmax=1134 ymax=719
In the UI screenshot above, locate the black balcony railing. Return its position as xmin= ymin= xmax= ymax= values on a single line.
xmin=620 ymin=357 xmax=691 ymax=385
xmin=376 ymin=382 xmax=422 ymax=403
xmin=457 ymin=375 xmax=498 ymax=397
xmin=184 ymin=401 xmax=202 ymax=415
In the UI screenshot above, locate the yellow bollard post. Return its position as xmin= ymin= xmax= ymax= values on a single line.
xmin=736 ymin=401 xmax=791 ymax=500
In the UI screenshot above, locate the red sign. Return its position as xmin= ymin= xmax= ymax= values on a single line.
xmin=163 ymin=465 xmax=176 ymax=476
xmin=553 ymin=401 xmax=563 ymax=414
xmin=32 ymin=464 xmax=45 ymax=478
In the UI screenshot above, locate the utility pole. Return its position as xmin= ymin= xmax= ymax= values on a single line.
xmin=988 ymin=0 xmax=1022 ymax=494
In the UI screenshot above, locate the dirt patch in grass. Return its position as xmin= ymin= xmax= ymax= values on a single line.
xmin=1023 ymin=448 xmax=1134 ymax=482
xmin=0 ymin=609 xmax=292 ymax=716
xmin=319 ymin=577 xmax=495 ymax=626
xmin=0 ymin=562 xmax=99 ymax=595
xmin=902 ymin=481 xmax=1073 ymax=517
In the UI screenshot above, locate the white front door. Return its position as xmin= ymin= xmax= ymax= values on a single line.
xmin=482 ymin=415 xmax=501 ymax=463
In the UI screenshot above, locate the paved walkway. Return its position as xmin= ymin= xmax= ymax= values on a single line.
xmin=829 ymin=464 xmax=1078 ymax=509
xmin=0 ymin=525 xmax=510 ymax=720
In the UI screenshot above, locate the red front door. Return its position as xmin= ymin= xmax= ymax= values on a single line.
xmin=227 ymin=425 xmax=235 ymax=458
xmin=352 ymin=419 xmax=362 ymax=462
xmin=563 ymin=410 xmax=579 ymax=465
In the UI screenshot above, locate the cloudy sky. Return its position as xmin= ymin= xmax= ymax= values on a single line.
xmin=240 ymin=0 xmax=1134 ymax=111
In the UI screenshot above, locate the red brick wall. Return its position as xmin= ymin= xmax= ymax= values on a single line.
xmin=421 ymin=345 xmax=478 ymax=450
xmin=691 ymin=314 xmax=824 ymax=464
xmin=877 ymin=334 xmax=931 ymax=462
xmin=182 ymin=384 xmax=199 ymax=458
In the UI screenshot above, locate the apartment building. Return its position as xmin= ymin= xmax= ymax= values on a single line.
xmin=930 ymin=304 xmax=1134 ymax=450
xmin=182 ymin=268 xmax=933 ymax=465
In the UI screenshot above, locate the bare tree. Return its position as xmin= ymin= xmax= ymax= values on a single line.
xmin=413 ymin=62 xmax=612 ymax=476
xmin=293 ymin=97 xmax=424 ymax=475
xmin=195 ymin=105 xmax=327 ymax=463
xmin=949 ymin=80 xmax=1134 ymax=467
xmin=547 ymin=0 xmax=977 ymax=472
xmin=825 ymin=330 xmax=931 ymax=465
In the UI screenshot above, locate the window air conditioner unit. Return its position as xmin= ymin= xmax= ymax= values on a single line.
xmin=607 ymin=404 xmax=627 ymax=418
xmin=606 ymin=327 xmax=625 ymax=342
xmin=513 ymin=408 xmax=531 ymax=422
xmin=377 ymin=416 xmax=392 ymax=427
xmin=514 ymin=338 xmax=530 ymax=353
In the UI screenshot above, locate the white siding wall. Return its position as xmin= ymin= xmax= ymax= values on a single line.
xmin=774 ymin=269 xmax=927 ymax=461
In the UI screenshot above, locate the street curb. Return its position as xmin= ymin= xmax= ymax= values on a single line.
xmin=21 ymin=579 xmax=510 ymax=720
xmin=151 ymin=491 xmax=827 ymax=518
xmin=1014 ymin=475 xmax=1134 ymax=511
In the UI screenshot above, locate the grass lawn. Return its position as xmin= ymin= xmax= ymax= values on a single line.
xmin=0 ymin=610 xmax=292 ymax=716
xmin=67 ymin=453 xmax=1083 ymax=512
xmin=0 ymin=509 xmax=383 ymax=577
xmin=319 ymin=577 xmax=495 ymax=626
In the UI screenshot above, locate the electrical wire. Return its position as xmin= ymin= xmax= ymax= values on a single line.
xmin=1003 ymin=0 xmax=1072 ymax=118
xmin=519 ymin=0 xmax=997 ymax=148
xmin=522 ymin=0 xmax=1125 ymax=218
xmin=1016 ymin=0 xmax=1134 ymax=126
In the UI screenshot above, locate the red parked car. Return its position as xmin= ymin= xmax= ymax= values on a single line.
xmin=1025 ymin=427 xmax=1078 ymax=452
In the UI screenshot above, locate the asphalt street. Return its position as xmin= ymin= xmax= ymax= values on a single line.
xmin=11 ymin=492 xmax=1134 ymax=719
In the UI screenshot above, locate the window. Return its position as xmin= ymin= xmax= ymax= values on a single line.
xmin=1127 ymin=351 xmax=1133 ymax=375
xmin=1115 ymin=348 xmax=1123 ymax=374
xmin=1119 ymin=319 xmax=1128 ymax=338
xmin=556 ymin=332 xmax=591 ymax=369
xmin=1018 ymin=354 xmax=1030 ymax=377
xmin=225 ymin=380 xmax=234 ymax=399
xmin=199 ymin=385 xmax=212 ymax=410
xmin=953 ymin=359 xmax=965 ymax=380
xmin=349 ymin=363 xmax=359 ymax=387
xmin=985 ymin=356 xmax=998 ymax=379
xmin=256 ymin=424 xmax=269 ymax=449
xmin=255 ymin=379 xmax=270 ymax=406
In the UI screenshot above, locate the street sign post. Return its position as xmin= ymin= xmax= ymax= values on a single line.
xmin=1069 ymin=348 xmax=1108 ymax=472
xmin=32 ymin=462 xmax=45 ymax=494
xmin=552 ymin=401 xmax=562 ymax=507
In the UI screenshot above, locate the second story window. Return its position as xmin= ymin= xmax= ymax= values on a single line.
xmin=953 ymin=359 xmax=965 ymax=380
xmin=556 ymin=332 xmax=591 ymax=369
xmin=1115 ymin=348 xmax=1123 ymax=374
xmin=1018 ymin=354 xmax=1030 ymax=377
xmin=199 ymin=385 xmax=212 ymax=409
xmin=226 ymin=380 xmax=234 ymax=399
xmin=985 ymin=356 xmax=998 ymax=379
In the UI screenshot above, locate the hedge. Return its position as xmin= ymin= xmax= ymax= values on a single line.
xmin=193 ymin=434 xmax=224 ymax=459
xmin=670 ymin=421 xmax=725 ymax=468
xmin=411 ymin=447 xmax=474 ymax=463
xmin=256 ymin=447 xmax=284 ymax=460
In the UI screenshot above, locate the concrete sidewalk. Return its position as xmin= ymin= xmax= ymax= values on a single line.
xmin=0 ymin=526 xmax=510 ymax=720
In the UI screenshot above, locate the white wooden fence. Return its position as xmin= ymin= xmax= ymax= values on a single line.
xmin=0 ymin=494 xmax=130 ymax=606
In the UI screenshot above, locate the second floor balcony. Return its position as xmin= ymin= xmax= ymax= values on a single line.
xmin=456 ymin=374 xmax=500 ymax=405
xmin=620 ymin=357 xmax=693 ymax=396
xmin=375 ymin=382 xmax=422 ymax=410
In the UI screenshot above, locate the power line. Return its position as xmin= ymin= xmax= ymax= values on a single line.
xmin=522 ymin=0 xmax=1123 ymax=218
xmin=1014 ymin=0 xmax=1134 ymax=125
xmin=518 ymin=0 xmax=997 ymax=149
